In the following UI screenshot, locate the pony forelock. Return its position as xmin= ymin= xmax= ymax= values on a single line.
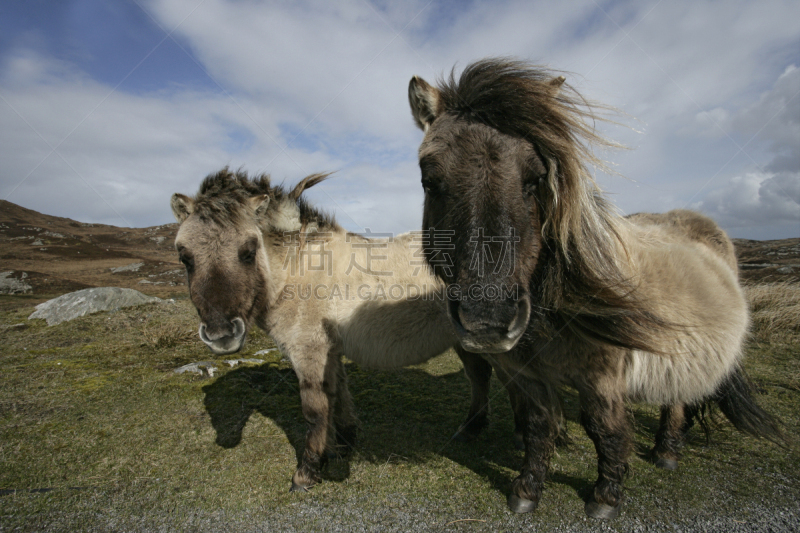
xmin=191 ymin=167 xmax=338 ymax=233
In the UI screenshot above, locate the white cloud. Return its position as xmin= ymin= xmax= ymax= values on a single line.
xmin=695 ymin=64 xmax=800 ymax=237
xmin=1 ymin=0 xmax=798 ymax=239
xmin=699 ymin=171 xmax=799 ymax=227
xmin=694 ymin=108 xmax=730 ymax=136
xmin=144 ymin=0 xmax=428 ymax=147
xmin=732 ymin=64 xmax=800 ymax=173
xmin=0 ymin=50 xmax=339 ymax=227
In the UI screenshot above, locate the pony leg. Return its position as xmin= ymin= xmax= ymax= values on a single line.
xmin=491 ymin=363 xmax=526 ymax=450
xmin=453 ymin=348 xmax=492 ymax=441
xmin=332 ymin=358 xmax=358 ymax=455
xmin=651 ymin=404 xmax=693 ymax=470
xmin=507 ymin=379 xmax=560 ymax=513
xmin=509 ymin=386 xmax=526 ymax=451
xmin=457 ymin=352 xmax=528 ymax=450
xmin=291 ymin=350 xmax=341 ymax=492
xmin=579 ymin=387 xmax=631 ymax=519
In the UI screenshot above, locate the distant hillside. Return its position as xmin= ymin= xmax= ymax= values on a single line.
xmin=0 ymin=199 xmax=182 ymax=300
xmin=732 ymin=238 xmax=800 ymax=283
xmin=0 ymin=199 xmax=797 ymax=302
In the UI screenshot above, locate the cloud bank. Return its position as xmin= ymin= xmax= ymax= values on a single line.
xmin=697 ymin=64 xmax=799 ymax=237
xmin=0 ymin=0 xmax=797 ymax=239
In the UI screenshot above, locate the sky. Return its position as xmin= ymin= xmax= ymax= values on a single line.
xmin=0 ymin=0 xmax=798 ymax=240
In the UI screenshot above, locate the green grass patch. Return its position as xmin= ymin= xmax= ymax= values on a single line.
xmin=1 ymin=297 xmax=798 ymax=531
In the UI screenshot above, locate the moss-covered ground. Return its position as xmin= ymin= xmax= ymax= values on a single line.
xmin=0 ymin=293 xmax=798 ymax=532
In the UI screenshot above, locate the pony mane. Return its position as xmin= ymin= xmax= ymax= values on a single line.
xmin=193 ymin=167 xmax=339 ymax=233
xmin=436 ymin=58 xmax=622 ymax=245
xmin=438 ymin=58 xmax=671 ymax=352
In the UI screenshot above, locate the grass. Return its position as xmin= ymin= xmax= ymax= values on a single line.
xmin=746 ymin=282 xmax=800 ymax=342
xmin=0 ymin=288 xmax=798 ymax=532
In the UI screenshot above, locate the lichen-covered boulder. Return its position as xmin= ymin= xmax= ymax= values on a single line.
xmin=0 ymin=271 xmax=32 ymax=295
xmin=29 ymin=287 xmax=162 ymax=326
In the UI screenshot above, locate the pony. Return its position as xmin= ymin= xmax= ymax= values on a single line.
xmin=407 ymin=58 xmax=784 ymax=519
xmin=170 ymin=168 xmax=520 ymax=492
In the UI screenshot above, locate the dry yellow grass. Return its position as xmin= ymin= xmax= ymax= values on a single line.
xmin=140 ymin=319 xmax=198 ymax=349
xmin=745 ymin=281 xmax=800 ymax=341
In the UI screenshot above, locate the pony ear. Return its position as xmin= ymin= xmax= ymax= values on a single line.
xmin=408 ymin=75 xmax=441 ymax=132
xmin=171 ymin=193 xmax=194 ymax=223
xmin=548 ymin=75 xmax=566 ymax=94
xmin=289 ymin=172 xmax=332 ymax=201
xmin=248 ymin=194 xmax=270 ymax=216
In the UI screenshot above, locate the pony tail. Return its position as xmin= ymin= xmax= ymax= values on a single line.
xmin=709 ymin=367 xmax=786 ymax=445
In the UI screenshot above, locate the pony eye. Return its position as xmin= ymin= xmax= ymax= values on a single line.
xmin=421 ymin=170 xmax=444 ymax=196
xmin=239 ymin=239 xmax=258 ymax=264
xmin=179 ymin=252 xmax=195 ymax=272
xmin=523 ymin=178 xmax=538 ymax=197
xmin=421 ymin=176 xmax=435 ymax=194
xmin=419 ymin=157 xmax=441 ymax=195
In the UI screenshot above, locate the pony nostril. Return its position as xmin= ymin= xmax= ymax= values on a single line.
xmin=458 ymin=299 xmax=516 ymax=332
xmin=198 ymin=318 xmax=247 ymax=355
xmin=199 ymin=320 xmax=245 ymax=343
xmin=231 ymin=318 xmax=245 ymax=338
xmin=199 ymin=323 xmax=227 ymax=343
xmin=506 ymin=297 xmax=531 ymax=338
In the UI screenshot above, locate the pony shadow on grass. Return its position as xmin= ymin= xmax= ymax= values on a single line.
xmin=201 ymin=360 xmax=591 ymax=499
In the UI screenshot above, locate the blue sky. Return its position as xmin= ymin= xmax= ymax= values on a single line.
xmin=1 ymin=0 xmax=798 ymax=239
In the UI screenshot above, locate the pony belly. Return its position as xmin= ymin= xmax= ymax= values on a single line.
xmin=340 ymin=314 xmax=456 ymax=369
xmin=337 ymin=298 xmax=458 ymax=370
xmin=625 ymin=346 xmax=741 ymax=405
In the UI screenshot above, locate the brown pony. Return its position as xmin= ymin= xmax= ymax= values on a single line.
xmin=408 ymin=58 xmax=784 ymax=519
xmin=171 ymin=168 xmax=522 ymax=492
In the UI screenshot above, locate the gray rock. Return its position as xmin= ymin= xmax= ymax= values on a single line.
xmin=776 ymin=265 xmax=797 ymax=274
xmin=111 ymin=262 xmax=144 ymax=273
xmin=739 ymin=263 xmax=776 ymax=270
xmin=255 ymin=347 xmax=290 ymax=361
xmin=1 ymin=323 xmax=28 ymax=332
xmin=28 ymin=287 xmax=162 ymax=326
xmin=174 ymin=362 xmax=218 ymax=377
xmin=0 ymin=271 xmax=32 ymax=294
xmin=223 ymin=358 xmax=265 ymax=367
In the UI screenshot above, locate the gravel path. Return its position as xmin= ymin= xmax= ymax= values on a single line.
xmin=6 ymin=493 xmax=798 ymax=532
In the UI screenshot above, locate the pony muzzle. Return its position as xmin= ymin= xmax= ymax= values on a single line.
xmin=199 ymin=317 xmax=247 ymax=355
xmin=449 ymin=296 xmax=531 ymax=353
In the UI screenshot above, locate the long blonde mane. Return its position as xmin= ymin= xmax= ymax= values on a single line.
xmin=436 ymin=59 xmax=672 ymax=351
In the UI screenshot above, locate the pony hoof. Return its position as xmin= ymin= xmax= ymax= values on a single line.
xmin=507 ymin=493 xmax=538 ymax=514
xmin=654 ymin=457 xmax=679 ymax=471
xmin=289 ymin=482 xmax=310 ymax=493
xmin=585 ymin=499 xmax=621 ymax=519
